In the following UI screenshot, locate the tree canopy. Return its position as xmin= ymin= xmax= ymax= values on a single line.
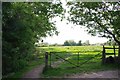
xmin=2 ymin=2 xmax=64 ymax=75
xmin=63 ymin=40 xmax=77 ymax=46
xmin=67 ymin=2 xmax=120 ymax=45
xmin=63 ymin=40 xmax=83 ymax=46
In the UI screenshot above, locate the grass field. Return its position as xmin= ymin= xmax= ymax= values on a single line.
xmin=7 ymin=46 xmax=118 ymax=78
xmin=38 ymin=46 xmax=119 ymax=78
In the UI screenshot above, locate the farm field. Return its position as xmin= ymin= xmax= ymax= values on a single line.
xmin=37 ymin=46 xmax=119 ymax=78
xmin=6 ymin=46 xmax=119 ymax=78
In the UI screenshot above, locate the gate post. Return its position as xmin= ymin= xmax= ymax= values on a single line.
xmin=50 ymin=52 xmax=51 ymax=67
xmin=102 ymin=45 xmax=105 ymax=64
xmin=77 ymin=52 xmax=79 ymax=66
xmin=113 ymin=45 xmax=116 ymax=57
xmin=45 ymin=52 xmax=48 ymax=68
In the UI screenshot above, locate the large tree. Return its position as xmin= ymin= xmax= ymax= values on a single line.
xmin=77 ymin=40 xmax=82 ymax=46
xmin=67 ymin=2 xmax=120 ymax=59
xmin=2 ymin=2 xmax=64 ymax=75
xmin=67 ymin=2 xmax=120 ymax=43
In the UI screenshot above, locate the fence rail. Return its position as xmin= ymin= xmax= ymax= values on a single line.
xmin=102 ymin=45 xmax=119 ymax=64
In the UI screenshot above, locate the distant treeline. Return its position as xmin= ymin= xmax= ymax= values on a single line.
xmin=37 ymin=39 xmax=118 ymax=47
xmin=37 ymin=40 xmax=91 ymax=47
xmin=63 ymin=40 xmax=83 ymax=46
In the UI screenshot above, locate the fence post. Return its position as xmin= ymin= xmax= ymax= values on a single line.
xmin=102 ymin=45 xmax=105 ymax=64
xmin=50 ymin=52 xmax=51 ymax=67
xmin=118 ymin=45 xmax=120 ymax=64
xmin=77 ymin=52 xmax=79 ymax=67
xmin=45 ymin=52 xmax=48 ymax=68
xmin=113 ymin=45 xmax=116 ymax=57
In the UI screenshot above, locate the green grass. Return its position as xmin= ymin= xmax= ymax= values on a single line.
xmin=40 ymin=46 xmax=102 ymax=53
xmin=39 ymin=46 xmax=119 ymax=78
xmin=5 ymin=46 xmax=119 ymax=78
xmin=3 ymin=47 xmax=45 ymax=79
xmin=4 ymin=59 xmax=44 ymax=79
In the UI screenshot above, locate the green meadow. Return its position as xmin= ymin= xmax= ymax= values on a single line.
xmin=7 ymin=46 xmax=119 ymax=78
xmin=38 ymin=46 xmax=119 ymax=78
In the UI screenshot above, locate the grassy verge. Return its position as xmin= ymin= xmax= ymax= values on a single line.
xmin=3 ymin=59 xmax=44 ymax=80
xmin=2 ymin=47 xmax=45 ymax=79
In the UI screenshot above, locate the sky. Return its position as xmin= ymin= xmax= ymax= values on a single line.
xmin=42 ymin=0 xmax=108 ymax=44
xmin=42 ymin=17 xmax=108 ymax=44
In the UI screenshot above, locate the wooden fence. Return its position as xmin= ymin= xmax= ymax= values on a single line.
xmin=45 ymin=46 xmax=120 ymax=68
xmin=102 ymin=45 xmax=119 ymax=64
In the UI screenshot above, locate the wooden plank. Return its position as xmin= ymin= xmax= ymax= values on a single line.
xmin=105 ymin=53 xmax=115 ymax=55
xmin=104 ymin=47 xmax=119 ymax=49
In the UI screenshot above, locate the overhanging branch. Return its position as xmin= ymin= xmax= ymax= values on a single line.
xmin=96 ymin=20 xmax=120 ymax=45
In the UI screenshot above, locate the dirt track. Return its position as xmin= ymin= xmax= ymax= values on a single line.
xmin=21 ymin=63 xmax=119 ymax=78
xmin=21 ymin=65 xmax=44 ymax=78
xmin=64 ymin=70 xmax=119 ymax=78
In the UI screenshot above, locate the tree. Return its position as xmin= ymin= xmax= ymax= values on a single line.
xmin=2 ymin=2 xmax=64 ymax=75
xmin=77 ymin=40 xmax=82 ymax=46
xmin=67 ymin=2 xmax=120 ymax=60
xmin=67 ymin=2 xmax=120 ymax=44
xmin=64 ymin=40 xmax=70 ymax=46
xmin=63 ymin=40 xmax=77 ymax=46
xmin=105 ymin=39 xmax=117 ymax=46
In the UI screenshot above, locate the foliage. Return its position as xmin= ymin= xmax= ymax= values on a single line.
xmin=3 ymin=59 xmax=44 ymax=79
xmin=105 ymin=39 xmax=117 ymax=46
xmin=2 ymin=2 xmax=64 ymax=75
xmin=77 ymin=40 xmax=82 ymax=46
xmin=67 ymin=2 xmax=120 ymax=45
xmin=63 ymin=40 xmax=90 ymax=46
xmin=63 ymin=40 xmax=77 ymax=46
